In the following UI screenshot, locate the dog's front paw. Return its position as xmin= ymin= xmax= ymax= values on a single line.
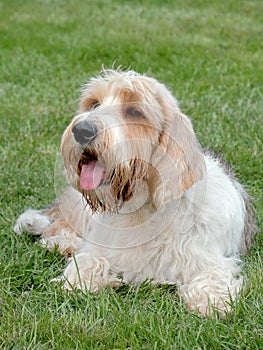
xmin=14 ymin=209 xmax=51 ymax=235
xmin=56 ymin=253 xmax=121 ymax=293
xmin=40 ymin=234 xmax=82 ymax=257
xmin=51 ymin=274 xmax=100 ymax=293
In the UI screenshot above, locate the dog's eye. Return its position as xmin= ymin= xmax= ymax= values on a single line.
xmin=90 ymin=101 xmax=100 ymax=110
xmin=125 ymin=107 xmax=144 ymax=118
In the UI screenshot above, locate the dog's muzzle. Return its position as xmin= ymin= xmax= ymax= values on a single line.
xmin=72 ymin=120 xmax=98 ymax=145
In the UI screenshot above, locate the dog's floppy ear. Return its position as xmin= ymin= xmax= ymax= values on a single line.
xmin=150 ymin=104 xmax=205 ymax=209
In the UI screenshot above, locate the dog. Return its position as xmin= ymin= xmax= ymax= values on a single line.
xmin=14 ymin=69 xmax=256 ymax=316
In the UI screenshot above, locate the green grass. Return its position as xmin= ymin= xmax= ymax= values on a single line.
xmin=0 ymin=0 xmax=262 ymax=348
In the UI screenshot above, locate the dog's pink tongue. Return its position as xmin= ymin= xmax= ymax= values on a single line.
xmin=79 ymin=161 xmax=105 ymax=191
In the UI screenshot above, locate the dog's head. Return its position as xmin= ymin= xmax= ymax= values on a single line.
xmin=61 ymin=70 xmax=205 ymax=212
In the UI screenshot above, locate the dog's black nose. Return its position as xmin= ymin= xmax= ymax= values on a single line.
xmin=72 ymin=120 xmax=98 ymax=145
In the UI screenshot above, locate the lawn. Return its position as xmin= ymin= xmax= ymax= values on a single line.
xmin=0 ymin=0 xmax=262 ymax=348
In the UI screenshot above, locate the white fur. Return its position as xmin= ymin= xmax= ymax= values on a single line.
xmin=60 ymin=155 xmax=245 ymax=314
xmin=14 ymin=209 xmax=51 ymax=235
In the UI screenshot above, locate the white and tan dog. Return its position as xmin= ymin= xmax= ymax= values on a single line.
xmin=14 ymin=69 xmax=256 ymax=316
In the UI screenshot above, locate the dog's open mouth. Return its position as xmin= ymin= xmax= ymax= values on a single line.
xmin=77 ymin=150 xmax=106 ymax=191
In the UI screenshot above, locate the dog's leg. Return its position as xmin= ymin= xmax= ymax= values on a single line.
xmin=57 ymin=252 xmax=121 ymax=292
xmin=14 ymin=187 xmax=87 ymax=256
xmin=39 ymin=218 xmax=83 ymax=257
xmin=14 ymin=208 xmax=52 ymax=236
xmin=179 ymin=256 xmax=243 ymax=317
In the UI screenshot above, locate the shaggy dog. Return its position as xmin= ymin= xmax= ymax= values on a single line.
xmin=14 ymin=69 xmax=256 ymax=316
